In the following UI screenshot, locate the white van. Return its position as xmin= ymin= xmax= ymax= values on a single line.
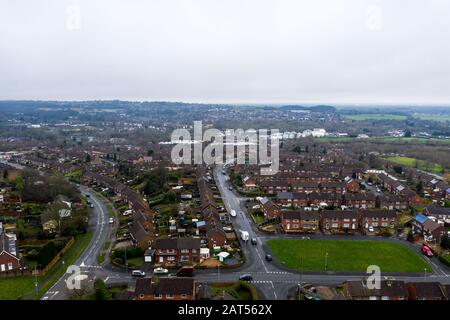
xmin=230 ymin=209 xmax=237 ymax=217
xmin=240 ymin=230 xmax=249 ymax=241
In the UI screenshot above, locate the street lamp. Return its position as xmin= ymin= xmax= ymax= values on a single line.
xmin=325 ymin=252 xmax=329 ymax=271
xmin=424 ymin=267 xmax=427 ymax=279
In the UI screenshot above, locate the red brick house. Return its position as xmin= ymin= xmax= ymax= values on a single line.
xmin=321 ymin=210 xmax=358 ymax=233
xmin=343 ymin=280 xmax=408 ymax=300
xmin=0 ymin=232 xmax=21 ymax=272
xmin=280 ymin=210 xmax=320 ymax=233
xmin=242 ymin=176 xmax=256 ymax=190
xmin=260 ymin=197 xmax=280 ymax=218
xmin=154 ymin=237 xmax=201 ymax=266
xmin=134 ymin=277 xmax=195 ymax=300
xmin=360 ymin=210 xmax=397 ymax=230
xmin=406 ymin=282 xmax=447 ymax=300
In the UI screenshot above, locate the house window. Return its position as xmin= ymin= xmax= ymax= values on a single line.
xmin=139 ymin=294 xmax=144 ymax=299
xmin=181 ymin=294 xmax=188 ymax=299
xmin=166 ymin=294 xmax=174 ymax=299
xmin=155 ymin=294 xmax=162 ymax=299
xmin=180 ymin=256 xmax=189 ymax=261
xmin=167 ymin=256 xmax=175 ymax=261
xmin=8 ymin=263 xmax=13 ymax=270
xmin=180 ymin=249 xmax=189 ymax=253
xmin=192 ymin=249 xmax=197 ymax=253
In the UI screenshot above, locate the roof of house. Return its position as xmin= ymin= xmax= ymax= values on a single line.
xmin=344 ymin=280 xmax=407 ymax=298
xmin=154 ymin=237 xmax=201 ymax=250
xmin=425 ymin=206 xmax=450 ymax=217
xmin=413 ymin=214 xmax=429 ymax=224
xmin=135 ymin=277 xmax=194 ymax=295
xmin=281 ymin=210 xmax=320 ymax=220
xmin=360 ymin=210 xmax=397 ymax=219
xmin=407 ymin=282 xmax=446 ymax=299
xmin=322 ymin=210 xmax=358 ymax=219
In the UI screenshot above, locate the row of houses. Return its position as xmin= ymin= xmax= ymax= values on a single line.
xmin=196 ymin=167 xmax=227 ymax=249
xmin=83 ymin=170 xmax=155 ymax=249
xmin=274 ymin=192 xmax=409 ymax=210
xmin=376 ymin=173 xmax=422 ymax=204
xmin=280 ymin=209 xmax=398 ymax=233
xmin=257 ymin=179 xmax=360 ymax=194
xmin=343 ymin=280 xmax=449 ymax=300
xmin=133 ymin=277 xmax=450 ymax=301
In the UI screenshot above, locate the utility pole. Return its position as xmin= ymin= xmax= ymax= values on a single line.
xmin=125 ymin=247 xmax=128 ymax=273
xmin=34 ymin=265 xmax=39 ymax=295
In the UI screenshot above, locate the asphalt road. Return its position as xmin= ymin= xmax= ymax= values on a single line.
xmin=41 ymin=187 xmax=113 ymax=300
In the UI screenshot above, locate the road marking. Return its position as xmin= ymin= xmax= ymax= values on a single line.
xmin=270 ymin=281 xmax=278 ymax=300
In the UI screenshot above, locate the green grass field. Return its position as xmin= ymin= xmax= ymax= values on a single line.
xmin=342 ymin=114 xmax=408 ymax=121
xmin=267 ymin=240 xmax=430 ymax=272
xmin=413 ymin=113 xmax=450 ymax=122
xmin=0 ymin=277 xmax=37 ymax=300
xmin=382 ymin=156 xmax=443 ymax=174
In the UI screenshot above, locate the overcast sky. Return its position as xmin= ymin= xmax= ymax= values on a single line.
xmin=1 ymin=0 xmax=449 ymax=104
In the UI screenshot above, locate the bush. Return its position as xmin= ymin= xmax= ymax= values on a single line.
xmin=111 ymin=247 xmax=144 ymax=264
xmin=94 ymin=279 xmax=112 ymax=300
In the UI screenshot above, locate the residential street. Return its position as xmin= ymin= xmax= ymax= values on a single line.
xmin=40 ymin=164 xmax=450 ymax=300
xmin=41 ymin=187 xmax=113 ymax=300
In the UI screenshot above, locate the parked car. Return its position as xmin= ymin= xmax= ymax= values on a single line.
xmin=368 ymin=226 xmax=374 ymax=233
xmin=422 ymin=245 xmax=434 ymax=257
xmin=251 ymin=238 xmax=258 ymax=245
xmin=176 ymin=266 xmax=194 ymax=277
xmin=89 ymin=204 xmax=94 ymax=208
xmin=265 ymin=254 xmax=273 ymax=261
xmin=153 ymin=267 xmax=169 ymax=274
xmin=109 ymin=217 xmax=114 ymax=224
xmin=239 ymin=274 xmax=253 ymax=282
xmin=132 ymin=270 xmax=146 ymax=277
xmin=230 ymin=209 xmax=237 ymax=217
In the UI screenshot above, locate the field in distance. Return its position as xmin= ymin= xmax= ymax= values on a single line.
xmin=382 ymin=155 xmax=444 ymax=174
xmin=267 ymin=239 xmax=431 ymax=273
xmin=341 ymin=113 xmax=408 ymax=121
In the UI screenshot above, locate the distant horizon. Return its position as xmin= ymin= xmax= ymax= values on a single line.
xmin=1 ymin=99 xmax=450 ymax=108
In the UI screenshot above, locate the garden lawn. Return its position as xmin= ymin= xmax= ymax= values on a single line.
xmin=0 ymin=277 xmax=37 ymax=300
xmin=267 ymin=239 xmax=430 ymax=272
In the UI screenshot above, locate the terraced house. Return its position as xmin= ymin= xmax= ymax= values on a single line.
xmin=153 ymin=237 xmax=201 ymax=266
xmin=280 ymin=210 xmax=320 ymax=233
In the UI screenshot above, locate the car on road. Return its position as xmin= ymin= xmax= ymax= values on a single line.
xmin=109 ymin=217 xmax=114 ymax=224
xmin=228 ymin=186 xmax=233 ymax=191
xmin=422 ymin=245 xmax=434 ymax=257
xmin=89 ymin=204 xmax=94 ymax=208
xmin=376 ymin=187 xmax=381 ymax=193
xmin=153 ymin=267 xmax=169 ymax=274
xmin=230 ymin=209 xmax=237 ymax=217
xmin=240 ymin=230 xmax=249 ymax=241
xmin=176 ymin=266 xmax=194 ymax=277
xmin=132 ymin=270 xmax=146 ymax=277
xmin=239 ymin=274 xmax=253 ymax=282
xmin=251 ymin=238 xmax=258 ymax=245
xmin=265 ymin=254 xmax=273 ymax=261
